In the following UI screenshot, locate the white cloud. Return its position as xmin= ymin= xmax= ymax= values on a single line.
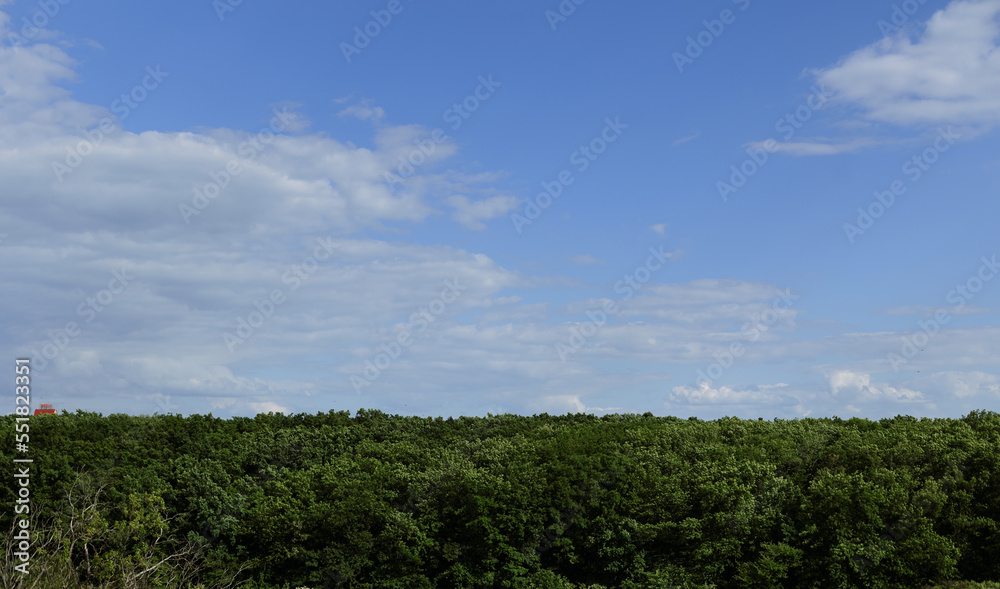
xmin=827 ymin=370 xmax=873 ymax=395
xmin=911 ymin=370 xmax=1000 ymax=398
xmin=605 ymin=280 xmax=798 ymax=328
xmin=816 ymin=0 xmax=1000 ymax=126
xmin=570 ymin=254 xmax=604 ymax=265
xmin=0 ymin=20 xmax=516 ymax=236
xmin=447 ymin=194 xmax=520 ymax=230
xmin=650 ymin=223 xmax=667 ymax=235
xmin=337 ymin=99 xmax=386 ymax=122
xmin=881 ymin=304 xmax=996 ymax=316
xmin=806 ymin=326 xmax=1000 ymax=372
xmin=826 ymin=370 xmax=925 ymax=401
xmin=669 ymin=382 xmax=798 ymax=406
xmin=249 ymin=402 xmax=290 ymax=414
xmin=0 ymin=21 xmax=535 ymax=415
xmin=671 ymin=131 xmax=700 ymax=147
xmin=749 ymin=138 xmax=878 ymax=156
xmin=527 ymin=395 xmax=624 ymax=414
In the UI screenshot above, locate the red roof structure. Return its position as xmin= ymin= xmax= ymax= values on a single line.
xmin=34 ymin=403 xmax=57 ymax=416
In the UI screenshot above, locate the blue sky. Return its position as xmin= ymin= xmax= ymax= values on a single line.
xmin=2 ymin=0 xmax=999 ymax=420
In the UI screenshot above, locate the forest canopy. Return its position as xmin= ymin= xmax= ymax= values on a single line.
xmin=3 ymin=409 xmax=999 ymax=588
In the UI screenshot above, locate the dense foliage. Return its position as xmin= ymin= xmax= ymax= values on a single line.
xmin=3 ymin=409 xmax=1000 ymax=588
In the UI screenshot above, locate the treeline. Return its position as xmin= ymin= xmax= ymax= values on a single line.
xmin=2 ymin=409 xmax=1000 ymax=588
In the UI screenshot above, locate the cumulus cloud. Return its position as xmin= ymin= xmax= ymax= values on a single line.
xmin=910 ymin=371 xmax=1000 ymax=398
xmin=527 ymin=395 xmax=625 ymax=415
xmin=669 ymin=382 xmax=799 ymax=406
xmin=826 ymin=370 xmax=925 ymax=401
xmin=249 ymin=402 xmax=291 ymax=414
xmin=0 ymin=27 xmax=511 ymax=239
xmin=0 ymin=18 xmax=530 ymax=415
xmin=337 ymin=99 xmax=386 ymax=122
xmin=815 ymin=0 xmax=1000 ymax=127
